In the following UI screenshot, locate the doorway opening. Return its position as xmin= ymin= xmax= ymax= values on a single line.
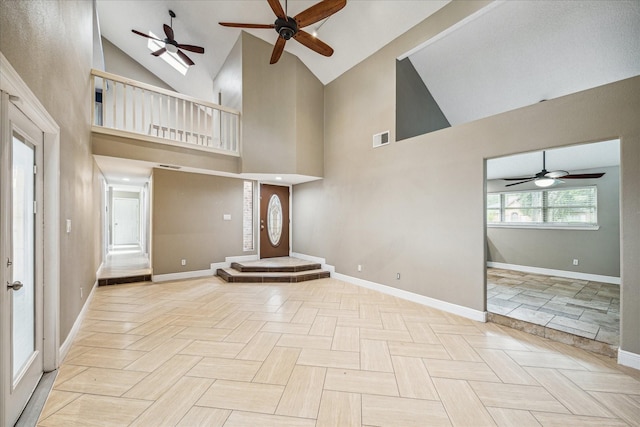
xmin=485 ymin=140 xmax=621 ymax=356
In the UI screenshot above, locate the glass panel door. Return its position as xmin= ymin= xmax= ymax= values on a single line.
xmin=12 ymin=134 xmax=36 ymax=381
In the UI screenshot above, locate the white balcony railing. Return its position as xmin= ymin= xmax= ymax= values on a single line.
xmin=91 ymin=69 xmax=240 ymax=156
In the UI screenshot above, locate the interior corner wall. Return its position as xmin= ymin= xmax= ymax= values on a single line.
xmin=102 ymin=37 xmax=175 ymax=90
xmin=0 ymin=0 xmax=100 ymax=342
xmin=152 ymin=168 xmax=253 ymax=275
xmin=295 ymin=59 xmax=324 ymax=177
xmin=291 ymin=0 xmax=640 ymax=356
xmin=486 ymin=166 xmax=620 ymax=277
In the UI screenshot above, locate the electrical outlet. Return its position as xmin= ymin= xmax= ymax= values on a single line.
xmin=181 ymin=259 xmax=187 ymax=266
xmin=396 ymin=273 xmax=401 ymax=280
xmin=357 ymin=265 xmax=362 ymax=272
xmin=573 ymin=259 xmax=579 ymax=266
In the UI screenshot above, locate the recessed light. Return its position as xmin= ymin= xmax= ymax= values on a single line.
xmin=122 ymin=178 xmax=130 ymax=182
xmin=275 ymin=176 xmax=283 ymax=181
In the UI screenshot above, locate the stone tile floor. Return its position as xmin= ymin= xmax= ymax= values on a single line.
xmin=487 ymin=268 xmax=620 ymax=346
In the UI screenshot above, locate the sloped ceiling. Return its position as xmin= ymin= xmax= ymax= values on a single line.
xmin=407 ymin=0 xmax=640 ymax=126
xmin=96 ymin=0 xmax=450 ymax=99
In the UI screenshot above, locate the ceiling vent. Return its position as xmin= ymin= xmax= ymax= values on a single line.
xmin=373 ymin=131 xmax=391 ymax=148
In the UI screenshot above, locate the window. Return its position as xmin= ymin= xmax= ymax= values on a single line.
xmin=242 ymin=181 xmax=254 ymax=251
xmin=487 ymin=186 xmax=597 ymax=228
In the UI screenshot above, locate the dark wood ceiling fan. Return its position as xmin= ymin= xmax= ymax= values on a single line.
xmin=503 ymin=151 xmax=605 ymax=187
xmin=219 ymin=0 xmax=347 ymax=64
xmin=132 ymin=10 xmax=205 ymax=66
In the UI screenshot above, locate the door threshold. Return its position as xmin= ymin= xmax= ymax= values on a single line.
xmin=15 ymin=370 xmax=57 ymax=427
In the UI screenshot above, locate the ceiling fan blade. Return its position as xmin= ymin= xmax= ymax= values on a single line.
xmin=293 ymin=30 xmax=334 ymax=56
xmin=164 ymin=23 xmax=175 ymax=41
xmin=267 ymin=0 xmax=287 ymax=20
xmin=295 ymin=0 xmax=346 ymax=28
xmin=270 ymin=36 xmax=286 ymax=64
xmin=151 ymin=47 xmax=166 ymax=56
xmin=505 ymin=178 xmax=536 ymax=187
xmin=502 ymin=176 xmax=536 ymax=181
xmin=177 ymin=44 xmax=205 ymax=54
xmin=561 ymin=173 xmax=606 ymax=179
xmin=132 ymin=29 xmax=163 ymax=41
xmin=177 ymin=50 xmax=195 ymax=66
xmin=219 ymin=22 xmax=276 ymax=29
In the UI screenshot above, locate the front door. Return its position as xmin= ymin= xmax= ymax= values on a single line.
xmin=260 ymin=184 xmax=290 ymax=258
xmin=1 ymin=100 xmax=44 ymax=426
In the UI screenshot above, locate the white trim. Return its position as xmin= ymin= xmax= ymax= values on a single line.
xmin=488 ymin=224 xmax=600 ymax=231
xmin=152 ymin=269 xmax=213 ymax=282
xmin=329 ymin=271 xmax=486 ymax=322
xmin=618 ymin=349 xmax=640 ymax=370
xmin=487 ymin=261 xmax=621 ymax=285
xmin=1 ymin=52 xmax=61 ymax=373
xmin=59 ymin=280 xmax=98 ymax=362
xmin=290 ymin=252 xmax=336 ymax=274
xmin=210 ymin=254 xmax=260 ymax=271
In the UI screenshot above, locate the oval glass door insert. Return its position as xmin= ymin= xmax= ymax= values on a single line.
xmin=267 ymin=194 xmax=283 ymax=246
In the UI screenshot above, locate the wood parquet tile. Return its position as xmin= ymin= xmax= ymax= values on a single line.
xmin=37 ymin=276 xmax=640 ymax=426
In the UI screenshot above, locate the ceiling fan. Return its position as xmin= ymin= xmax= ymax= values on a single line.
xmin=132 ymin=10 xmax=205 ymax=66
xmin=503 ymin=151 xmax=605 ymax=187
xmin=219 ymin=0 xmax=347 ymax=64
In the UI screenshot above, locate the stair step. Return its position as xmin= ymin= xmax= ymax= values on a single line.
xmin=217 ymin=268 xmax=330 ymax=283
xmin=230 ymin=261 xmax=322 ymax=273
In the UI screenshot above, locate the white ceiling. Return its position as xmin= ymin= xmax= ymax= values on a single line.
xmin=486 ymin=140 xmax=620 ymax=180
xmin=407 ymin=0 xmax=640 ymax=126
xmin=96 ymin=0 xmax=450 ymax=98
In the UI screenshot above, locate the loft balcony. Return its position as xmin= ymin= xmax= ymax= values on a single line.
xmin=91 ymin=69 xmax=240 ymax=157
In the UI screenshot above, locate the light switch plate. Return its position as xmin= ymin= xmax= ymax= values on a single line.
xmin=223 ymin=214 xmax=231 ymax=221
xmin=66 ymin=219 xmax=71 ymax=233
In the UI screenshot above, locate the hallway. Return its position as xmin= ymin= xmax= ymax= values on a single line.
xmin=97 ymin=245 xmax=151 ymax=286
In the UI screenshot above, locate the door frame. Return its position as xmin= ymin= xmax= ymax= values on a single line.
xmin=258 ymin=182 xmax=292 ymax=259
xmin=1 ymin=53 xmax=61 ymax=421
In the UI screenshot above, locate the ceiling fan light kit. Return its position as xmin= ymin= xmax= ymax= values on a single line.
xmin=219 ymin=0 xmax=347 ymax=64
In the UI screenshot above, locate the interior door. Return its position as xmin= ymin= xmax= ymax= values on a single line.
xmin=1 ymin=101 xmax=44 ymax=426
xmin=260 ymin=184 xmax=290 ymax=258
xmin=113 ymin=197 xmax=140 ymax=245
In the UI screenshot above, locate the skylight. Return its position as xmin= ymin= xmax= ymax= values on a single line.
xmin=147 ymin=31 xmax=188 ymax=75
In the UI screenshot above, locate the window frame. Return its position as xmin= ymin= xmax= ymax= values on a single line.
xmin=487 ymin=185 xmax=599 ymax=230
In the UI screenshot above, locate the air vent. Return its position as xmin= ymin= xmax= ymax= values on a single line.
xmin=373 ymin=131 xmax=390 ymax=148
xmin=158 ymin=164 xmax=181 ymax=170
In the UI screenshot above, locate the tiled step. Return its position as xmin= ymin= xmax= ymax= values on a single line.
xmin=217 ymin=268 xmax=330 ymax=283
xmin=98 ymin=274 xmax=152 ymax=286
xmin=230 ymin=261 xmax=322 ymax=273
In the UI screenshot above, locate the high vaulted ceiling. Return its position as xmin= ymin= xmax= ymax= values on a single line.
xmin=96 ymin=0 xmax=450 ymax=99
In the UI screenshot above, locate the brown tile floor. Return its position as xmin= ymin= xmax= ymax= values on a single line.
xmin=487 ymin=268 xmax=620 ymax=346
xmin=36 ymin=276 xmax=640 ymax=426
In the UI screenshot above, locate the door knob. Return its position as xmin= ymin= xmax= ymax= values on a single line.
xmin=7 ymin=281 xmax=23 ymax=291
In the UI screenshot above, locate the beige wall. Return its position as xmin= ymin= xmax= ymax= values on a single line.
xmin=213 ymin=35 xmax=242 ymax=112
xmin=0 ymin=0 xmax=101 ymax=341
xmin=102 ymin=37 xmax=174 ymax=90
xmin=292 ymin=1 xmax=640 ymax=355
xmin=487 ymin=166 xmax=620 ymax=277
xmin=152 ymin=168 xmax=253 ymax=275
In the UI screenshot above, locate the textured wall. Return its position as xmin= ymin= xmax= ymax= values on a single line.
xmin=292 ymin=1 xmax=640 ymax=355
xmin=0 ymin=0 xmax=101 ymax=342
xmin=152 ymin=168 xmax=252 ymax=275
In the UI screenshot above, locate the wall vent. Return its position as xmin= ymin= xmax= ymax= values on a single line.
xmin=373 ymin=131 xmax=390 ymax=148
xmin=158 ymin=164 xmax=181 ymax=170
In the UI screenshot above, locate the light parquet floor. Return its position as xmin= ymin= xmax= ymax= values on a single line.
xmin=37 ymin=277 xmax=640 ymax=426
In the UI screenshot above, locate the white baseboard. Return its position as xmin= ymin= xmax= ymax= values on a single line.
xmin=59 ymin=280 xmax=98 ymax=362
xmin=210 ymin=254 xmax=260 ymax=272
xmin=618 ymin=349 xmax=640 ymax=370
xmin=152 ymin=269 xmax=213 ymax=282
xmin=487 ymin=262 xmax=620 ymax=285
xmin=332 ymin=272 xmax=487 ymax=322
xmin=290 ymin=252 xmax=336 ymax=274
